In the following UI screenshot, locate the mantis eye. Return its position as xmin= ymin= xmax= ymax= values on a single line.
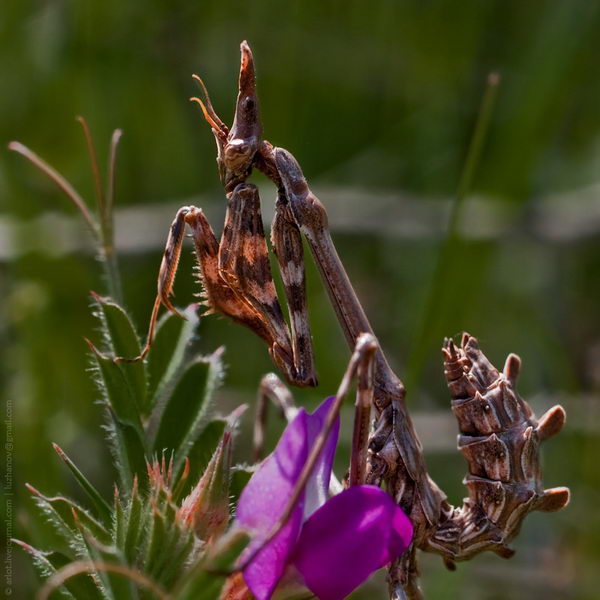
xmin=224 ymin=138 xmax=254 ymax=170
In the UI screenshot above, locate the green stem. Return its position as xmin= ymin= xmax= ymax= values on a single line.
xmin=100 ymin=245 xmax=123 ymax=306
xmin=100 ymin=129 xmax=124 ymax=304
xmin=7 ymin=141 xmax=100 ymax=240
xmin=405 ymin=72 xmax=501 ymax=393
xmin=8 ymin=132 xmax=124 ymax=305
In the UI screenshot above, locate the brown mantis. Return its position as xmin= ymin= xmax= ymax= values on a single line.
xmin=126 ymin=42 xmax=569 ymax=599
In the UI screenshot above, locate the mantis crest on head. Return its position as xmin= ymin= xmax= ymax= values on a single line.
xmin=123 ymin=42 xmax=569 ymax=599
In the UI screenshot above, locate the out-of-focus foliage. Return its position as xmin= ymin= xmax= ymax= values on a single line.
xmin=2 ymin=0 xmax=599 ymax=598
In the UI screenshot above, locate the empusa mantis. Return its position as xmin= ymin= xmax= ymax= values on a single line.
xmin=123 ymin=42 xmax=570 ymax=599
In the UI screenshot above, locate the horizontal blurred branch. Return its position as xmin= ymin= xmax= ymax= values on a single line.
xmin=2 ymin=183 xmax=599 ymax=261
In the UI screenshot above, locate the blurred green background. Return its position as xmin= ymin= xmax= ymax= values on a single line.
xmin=2 ymin=1 xmax=599 ymax=598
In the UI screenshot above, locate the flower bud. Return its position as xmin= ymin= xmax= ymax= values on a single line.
xmin=179 ymin=432 xmax=233 ymax=542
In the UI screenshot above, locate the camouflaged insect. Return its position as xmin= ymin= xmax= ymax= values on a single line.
xmin=128 ymin=42 xmax=569 ymax=600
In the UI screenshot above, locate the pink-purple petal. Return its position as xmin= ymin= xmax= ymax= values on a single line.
xmin=237 ymin=409 xmax=310 ymax=600
xmin=302 ymin=396 xmax=340 ymax=518
xmin=292 ymin=485 xmax=413 ymax=600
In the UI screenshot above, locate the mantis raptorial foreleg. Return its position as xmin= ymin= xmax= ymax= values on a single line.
xmin=121 ymin=187 xmax=318 ymax=387
xmin=119 ymin=43 xmax=318 ymax=387
xmin=270 ymin=195 xmax=317 ymax=387
xmin=217 ymin=182 xmax=316 ymax=386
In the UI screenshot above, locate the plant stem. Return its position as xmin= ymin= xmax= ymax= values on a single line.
xmin=101 ymin=129 xmax=124 ymax=304
xmin=7 ymin=141 xmax=100 ymax=239
xmin=405 ymin=72 xmax=501 ymax=393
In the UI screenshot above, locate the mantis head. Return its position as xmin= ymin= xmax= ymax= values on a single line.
xmin=192 ymin=41 xmax=262 ymax=195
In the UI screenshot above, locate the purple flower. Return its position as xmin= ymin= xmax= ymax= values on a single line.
xmin=236 ymin=397 xmax=413 ymax=600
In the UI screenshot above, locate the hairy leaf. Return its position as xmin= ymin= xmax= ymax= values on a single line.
xmin=175 ymin=530 xmax=249 ymax=600
xmin=53 ymin=444 xmax=112 ymax=524
xmin=92 ymin=293 xmax=148 ymax=417
xmin=152 ymin=349 xmax=223 ymax=476
xmin=147 ymin=305 xmax=200 ymax=408
xmin=90 ymin=346 xmax=147 ymax=491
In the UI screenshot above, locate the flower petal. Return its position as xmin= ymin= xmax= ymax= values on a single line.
xmin=292 ymin=485 xmax=413 ymax=600
xmin=303 ymin=396 xmax=340 ymax=518
xmin=237 ymin=409 xmax=310 ymax=600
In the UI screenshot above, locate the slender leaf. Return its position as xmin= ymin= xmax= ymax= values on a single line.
xmin=151 ymin=521 xmax=194 ymax=586
xmin=147 ymin=306 xmax=200 ymax=406
xmin=13 ymin=540 xmax=77 ymax=600
xmin=158 ymin=530 xmax=196 ymax=590
xmin=79 ymin=533 xmax=135 ymax=600
xmin=93 ymin=294 xmax=148 ymax=416
xmin=144 ymin=510 xmax=168 ymax=578
xmin=153 ymin=349 xmax=223 ymax=475
xmin=107 ymin=414 xmax=148 ymax=494
xmin=175 ymin=530 xmax=249 ymax=600
xmin=31 ymin=547 xmax=103 ymax=599
xmin=123 ymin=480 xmax=145 ymax=564
xmin=90 ymin=344 xmax=147 ymax=490
xmin=53 ymin=444 xmax=112 ymax=524
xmin=113 ymin=488 xmax=126 ymax=551
xmin=33 ymin=491 xmax=112 ymax=547
xmin=27 ymin=487 xmax=87 ymax=555
xmin=152 ymin=358 xmax=210 ymax=456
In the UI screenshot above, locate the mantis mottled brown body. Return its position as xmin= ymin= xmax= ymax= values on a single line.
xmin=127 ymin=41 xmax=569 ymax=599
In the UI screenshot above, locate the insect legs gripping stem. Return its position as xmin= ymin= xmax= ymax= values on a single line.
xmin=121 ymin=42 xmax=317 ymax=388
xmin=129 ymin=42 xmax=569 ymax=599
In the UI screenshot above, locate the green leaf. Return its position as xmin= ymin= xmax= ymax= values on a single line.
xmin=30 ymin=489 xmax=112 ymax=546
xmin=184 ymin=419 xmax=226 ymax=489
xmin=52 ymin=444 xmax=113 ymax=524
xmin=173 ymin=566 xmax=224 ymax=600
xmin=89 ymin=343 xmax=147 ymax=491
xmin=41 ymin=549 xmax=104 ymax=599
xmin=158 ymin=530 xmax=196 ymax=590
xmin=175 ymin=530 xmax=249 ymax=600
xmin=153 ymin=349 xmax=223 ymax=476
xmin=143 ymin=509 xmax=168 ymax=578
xmin=108 ymin=415 xmax=148 ymax=495
xmin=113 ymin=488 xmax=126 ymax=550
xmin=147 ymin=306 xmax=200 ymax=407
xmin=92 ymin=348 xmax=144 ymax=429
xmin=79 ymin=533 xmax=135 ymax=600
xmin=27 ymin=486 xmax=88 ymax=556
xmin=151 ymin=522 xmax=194 ymax=587
xmin=92 ymin=293 xmax=148 ymax=417
xmin=13 ymin=542 xmax=78 ymax=600
xmin=123 ymin=479 xmax=145 ymax=564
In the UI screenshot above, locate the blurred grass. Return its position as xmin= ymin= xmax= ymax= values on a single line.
xmin=2 ymin=0 xmax=600 ymax=598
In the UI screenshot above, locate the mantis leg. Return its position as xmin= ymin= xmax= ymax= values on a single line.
xmin=120 ymin=204 xmax=274 ymax=362
xmin=119 ymin=206 xmax=195 ymax=362
xmin=253 ymin=373 xmax=298 ymax=462
xmin=238 ymin=332 xmax=379 ymax=571
xmin=271 ymin=193 xmax=318 ymax=387
xmin=217 ymin=182 xmax=303 ymax=386
xmin=273 ymin=147 xmax=444 ymax=525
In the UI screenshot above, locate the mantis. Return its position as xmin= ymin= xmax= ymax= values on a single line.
xmin=127 ymin=42 xmax=570 ymax=599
